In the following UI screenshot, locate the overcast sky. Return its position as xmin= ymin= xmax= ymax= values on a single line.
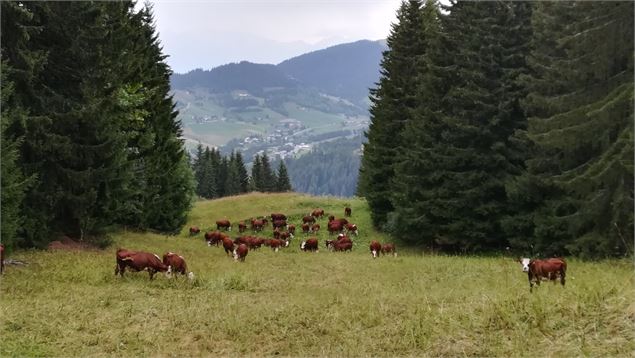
xmin=148 ymin=0 xmax=402 ymax=73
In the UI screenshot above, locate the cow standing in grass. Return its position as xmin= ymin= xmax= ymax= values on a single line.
xmin=163 ymin=252 xmax=194 ymax=280
xmin=115 ymin=249 xmax=169 ymax=280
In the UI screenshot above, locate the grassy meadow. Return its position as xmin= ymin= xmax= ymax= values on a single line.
xmin=1 ymin=193 xmax=633 ymax=357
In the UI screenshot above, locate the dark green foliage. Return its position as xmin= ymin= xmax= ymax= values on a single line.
xmin=260 ymin=153 xmax=277 ymax=192
xmin=287 ymin=136 xmax=362 ymax=197
xmin=358 ymin=0 xmax=428 ymax=228
xmin=275 ymin=161 xmax=292 ymax=192
xmin=516 ymin=2 xmax=634 ymax=258
xmin=192 ymin=147 xmax=251 ymax=198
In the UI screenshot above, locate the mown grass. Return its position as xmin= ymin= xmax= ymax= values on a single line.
xmin=1 ymin=193 xmax=633 ymax=357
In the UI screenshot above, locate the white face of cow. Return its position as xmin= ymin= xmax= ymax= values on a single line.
xmin=187 ymin=272 xmax=195 ymax=280
xmin=519 ymin=258 xmax=530 ymax=272
xmin=371 ymin=250 xmax=377 ymax=258
xmin=301 ymin=241 xmax=306 ymax=250
xmin=233 ymin=248 xmax=238 ymax=261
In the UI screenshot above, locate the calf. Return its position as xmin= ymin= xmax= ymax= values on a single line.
xmin=311 ymin=223 xmax=320 ymax=233
xmin=518 ymin=257 xmax=567 ymax=292
xmin=369 ymin=241 xmax=382 ymax=258
xmin=381 ymin=243 xmax=397 ymax=257
xmin=311 ymin=209 xmax=324 ymax=219
xmin=301 ymin=238 xmax=319 ymax=252
xmin=189 ymin=226 xmax=201 ymax=235
xmin=115 ymin=249 xmax=169 ymax=279
xmin=216 ymin=219 xmax=232 ymax=231
xmin=344 ymin=207 xmax=352 ymax=217
xmin=345 ymin=223 xmax=358 ymax=236
xmin=233 ymin=244 xmax=249 ymax=262
xmin=162 ymin=252 xmax=194 ymax=280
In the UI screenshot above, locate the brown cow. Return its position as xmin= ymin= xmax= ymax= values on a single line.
xmin=269 ymin=238 xmax=289 ymax=252
xmin=327 ymin=221 xmax=344 ymax=235
xmin=216 ymin=219 xmax=232 ymax=231
xmin=518 ymin=257 xmax=567 ymax=292
xmin=345 ymin=223 xmax=358 ymax=236
xmin=205 ymin=231 xmax=225 ymax=246
xmin=189 ymin=226 xmax=201 ymax=235
xmin=332 ymin=240 xmax=352 ymax=252
xmin=344 ymin=207 xmax=352 ymax=217
xmin=272 ymin=219 xmax=287 ymax=230
xmin=271 ymin=213 xmax=287 ymax=221
xmin=369 ymin=241 xmax=382 ymax=258
xmin=222 ymin=237 xmax=235 ymax=256
xmin=251 ymin=218 xmax=265 ymax=232
xmin=302 ymin=215 xmax=316 ymax=224
xmin=288 ymin=224 xmax=296 ymax=236
xmin=0 ymin=244 xmax=4 ymax=274
xmin=163 ymin=252 xmax=194 ymax=279
xmin=311 ymin=223 xmax=320 ymax=233
xmin=238 ymin=222 xmax=247 ymax=233
xmin=233 ymin=244 xmax=249 ymax=262
xmin=326 ymin=234 xmax=352 ymax=250
xmin=381 ymin=243 xmax=397 ymax=257
xmin=311 ymin=209 xmax=324 ymax=219
xmin=115 ymin=249 xmax=169 ymax=279
xmin=301 ymin=223 xmax=311 ymax=235
xmin=301 ymin=238 xmax=319 ymax=252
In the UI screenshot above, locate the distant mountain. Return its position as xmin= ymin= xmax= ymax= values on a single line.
xmin=171 ymin=61 xmax=297 ymax=95
xmin=277 ymin=39 xmax=386 ymax=104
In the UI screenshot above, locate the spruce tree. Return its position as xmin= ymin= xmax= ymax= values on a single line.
xmin=518 ymin=2 xmax=634 ymax=257
xmin=235 ymin=151 xmax=250 ymax=193
xmin=251 ymin=154 xmax=262 ymax=192
xmin=358 ymin=0 xmax=427 ymax=228
xmin=276 ymin=161 xmax=292 ymax=192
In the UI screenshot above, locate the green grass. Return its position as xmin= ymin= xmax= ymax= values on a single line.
xmin=1 ymin=193 xmax=633 ymax=357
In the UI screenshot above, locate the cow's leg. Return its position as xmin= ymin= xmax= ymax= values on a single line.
xmin=149 ymin=269 xmax=156 ymax=280
xmin=560 ymin=268 xmax=566 ymax=287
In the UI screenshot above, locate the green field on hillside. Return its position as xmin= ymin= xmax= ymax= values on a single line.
xmin=1 ymin=193 xmax=633 ymax=357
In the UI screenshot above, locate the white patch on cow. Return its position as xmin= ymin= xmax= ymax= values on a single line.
xmin=188 ymin=272 xmax=195 ymax=280
xmin=284 ymin=240 xmax=289 ymax=248
xmin=228 ymin=226 xmax=232 ymax=231
xmin=393 ymin=252 xmax=397 ymax=257
xmin=301 ymin=241 xmax=306 ymax=250
xmin=520 ymin=258 xmax=530 ymax=272
xmin=372 ymin=250 xmax=377 ymax=258
xmin=207 ymin=241 xmax=212 ymax=247
xmin=167 ymin=265 xmax=172 ymax=274
xmin=275 ymin=247 xmax=279 ymax=252
xmin=179 ymin=255 xmax=184 ymax=260
xmin=233 ymin=248 xmax=238 ymax=261
xmin=154 ymin=254 xmax=161 ymax=261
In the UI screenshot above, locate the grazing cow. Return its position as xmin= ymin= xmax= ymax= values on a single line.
xmin=301 ymin=238 xmax=319 ymax=252
xmin=115 ymin=249 xmax=169 ymax=279
xmin=250 ymin=237 xmax=265 ymax=250
xmin=233 ymin=244 xmax=249 ymax=262
xmin=216 ymin=219 xmax=232 ymax=231
xmin=301 ymin=223 xmax=311 ymax=235
xmin=332 ymin=240 xmax=353 ymax=252
xmin=311 ymin=223 xmax=320 ymax=233
xmin=327 ymin=221 xmax=344 ymax=235
xmin=272 ymin=219 xmax=287 ymax=230
xmin=251 ymin=219 xmax=265 ymax=232
xmin=302 ymin=215 xmax=316 ymax=224
xmin=288 ymin=224 xmax=296 ymax=236
xmin=345 ymin=223 xmax=358 ymax=236
xmin=0 ymin=244 xmax=4 ymax=274
xmin=273 ymin=228 xmax=281 ymax=239
xmin=280 ymin=231 xmax=291 ymax=241
xmin=268 ymin=238 xmax=287 ymax=252
xmin=189 ymin=226 xmax=201 ymax=235
xmin=369 ymin=241 xmax=382 ymax=258
xmin=234 ymin=236 xmax=252 ymax=246
xmin=163 ymin=252 xmax=194 ymax=279
xmin=205 ymin=231 xmax=225 ymax=246
xmin=518 ymin=257 xmax=567 ymax=292
xmin=344 ymin=207 xmax=352 ymax=217
xmin=326 ymin=234 xmax=352 ymax=250
xmin=238 ymin=222 xmax=247 ymax=233
xmin=222 ymin=237 xmax=235 ymax=256
xmin=311 ymin=209 xmax=324 ymax=219
xmin=271 ymin=213 xmax=287 ymax=221
xmin=381 ymin=243 xmax=397 ymax=257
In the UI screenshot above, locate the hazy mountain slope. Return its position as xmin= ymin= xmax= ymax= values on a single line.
xmin=277 ymin=39 xmax=386 ymax=104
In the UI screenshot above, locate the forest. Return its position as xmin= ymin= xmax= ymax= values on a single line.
xmin=359 ymin=1 xmax=634 ymax=258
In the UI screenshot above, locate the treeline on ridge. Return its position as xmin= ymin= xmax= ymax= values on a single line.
xmin=1 ymin=2 xmax=195 ymax=250
xmin=191 ymin=145 xmax=292 ymax=199
xmin=358 ymin=0 xmax=633 ymax=258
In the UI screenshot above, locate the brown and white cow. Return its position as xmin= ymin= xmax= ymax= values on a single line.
xmin=302 ymin=215 xmax=316 ymax=225
xmin=271 ymin=213 xmax=287 ymax=221
xmin=345 ymin=223 xmax=358 ymax=236
xmin=272 ymin=219 xmax=287 ymax=230
xmin=222 ymin=237 xmax=235 ymax=256
xmin=233 ymin=244 xmax=249 ymax=262
xmin=238 ymin=222 xmax=247 ymax=233
xmin=288 ymin=224 xmax=296 ymax=236
xmin=311 ymin=223 xmax=320 ymax=234
xmin=115 ymin=249 xmax=169 ymax=279
xmin=205 ymin=231 xmax=225 ymax=246
xmin=332 ymin=240 xmax=352 ymax=252
xmin=268 ymin=238 xmax=289 ymax=252
xmin=311 ymin=209 xmax=324 ymax=219
xmin=189 ymin=226 xmax=201 ymax=235
xmin=251 ymin=218 xmax=265 ymax=232
xmin=162 ymin=252 xmax=194 ymax=280
xmin=518 ymin=257 xmax=567 ymax=292
xmin=301 ymin=238 xmax=319 ymax=252
xmin=381 ymin=243 xmax=397 ymax=257
xmin=301 ymin=223 xmax=311 ymax=235
xmin=327 ymin=221 xmax=344 ymax=235
xmin=216 ymin=219 xmax=232 ymax=231
xmin=369 ymin=241 xmax=382 ymax=258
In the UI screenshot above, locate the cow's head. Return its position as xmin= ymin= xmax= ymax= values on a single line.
xmin=300 ymin=241 xmax=306 ymax=250
xmin=518 ymin=258 xmax=531 ymax=272
xmin=233 ymin=248 xmax=239 ymax=261
xmin=371 ymin=250 xmax=378 ymax=258
xmin=188 ymin=271 xmax=195 ymax=281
